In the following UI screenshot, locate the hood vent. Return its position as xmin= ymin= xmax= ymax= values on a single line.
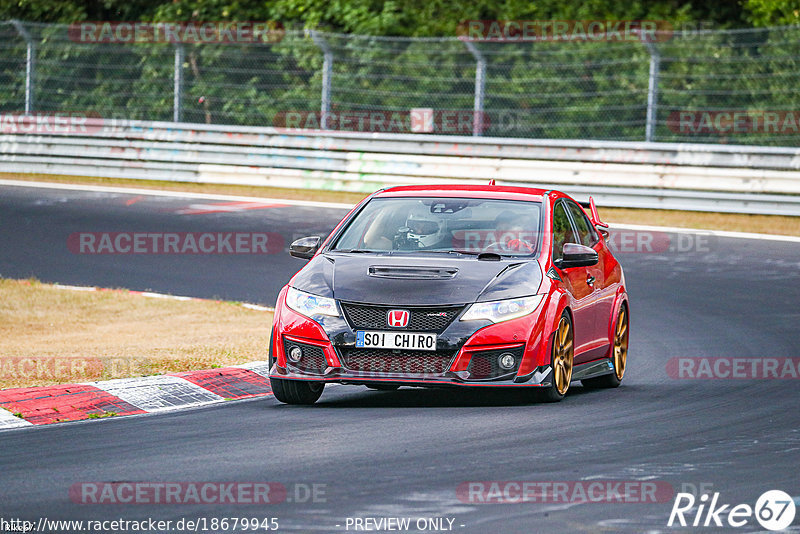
xmin=368 ymin=265 xmax=458 ymax=280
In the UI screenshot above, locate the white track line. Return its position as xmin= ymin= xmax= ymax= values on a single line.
xmin=52 ymin=283 xmax=97 ymax=291
xmin=609 ymin=222 xmax=800 ymax=243
xmin=0 ymin=407 xmax=34 ymax=429
xmin=46 ymin=283 xmax=275 ymax=312
xmin=88 ymin=375 xmax=224 ymax=413
xmin=2 ymin=179 xmax=798 ymax=242
xmin=233 ymin=361 xmax=272 ymax=379
xmin=241 ymin=303 xmax=273 ymax=311
xmin=0 ymin=179 xmax=354 ymax=209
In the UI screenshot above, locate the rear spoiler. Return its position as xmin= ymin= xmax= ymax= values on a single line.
xmin=578 ymin=196 xmax=609 ymax=229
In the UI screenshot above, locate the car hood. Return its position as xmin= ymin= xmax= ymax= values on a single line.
xmin=289 ymin=253 xmax=543 ymax=306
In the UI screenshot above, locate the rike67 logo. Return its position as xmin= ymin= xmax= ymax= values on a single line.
xmin=668 ymin=490 xmax=796 ymax=530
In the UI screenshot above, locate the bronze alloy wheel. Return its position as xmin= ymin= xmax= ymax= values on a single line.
xmin=553 ymin=316 xmax=574 ymax=395
xmin=613 ymin=306 xmax=629 ymax=380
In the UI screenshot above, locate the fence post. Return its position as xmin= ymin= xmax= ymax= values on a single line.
xmin=463 ymin=41 xmax=486 ymax=136
xmin=308 ymin=30 xmax=333 ymax=129
xmin=173 ymin=43 xmax=184 ymax=123
xmin=11 ymin=20 xmax=35 ymax=114
xmin=643 ymin=39 xmax=660 ymax=143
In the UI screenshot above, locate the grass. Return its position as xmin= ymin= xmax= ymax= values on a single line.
xmin=598 ymin=207 xmax=800 ymax=237
xmin=86 ymin=411 xmax=117 ymax=419
xmin=2 ymin=173 xmax=799 ymax=237
xmin=0 ymin=278 xmax=272 ymax=390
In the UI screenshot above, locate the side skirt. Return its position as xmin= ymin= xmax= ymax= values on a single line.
xmin=571 ymin=358 xmax=615 ymax=381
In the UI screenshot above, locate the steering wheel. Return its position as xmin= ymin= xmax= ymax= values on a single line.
xmin=484 ymin=238 xmax=534 ymax=254
xmin=482 ymin=242 xmax=506 ymax=253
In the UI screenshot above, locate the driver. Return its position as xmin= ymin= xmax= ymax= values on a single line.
xmin=494 ymin=211 xmax=536 ymax=253
xmin=403 ymin=205 xmax=447 ymax=249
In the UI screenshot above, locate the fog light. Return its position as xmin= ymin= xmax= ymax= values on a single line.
xmin=288 ymin=346 xmax=303 ymax=363
xmin=498 ymin=353 xmax=516 ymax=370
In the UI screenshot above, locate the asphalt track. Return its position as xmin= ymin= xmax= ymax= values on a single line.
xmin=1 ymin=183 xmax=799 ymax=533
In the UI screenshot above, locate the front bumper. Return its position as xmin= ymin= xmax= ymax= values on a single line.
xmin=269 ymin=290 xmax=553 ymax=389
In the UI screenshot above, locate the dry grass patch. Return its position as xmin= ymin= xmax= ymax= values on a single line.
xmin=0 ymin=278 xmax=272 ymax=389
xmin=600 ymin=207 xmax=800 ymax=237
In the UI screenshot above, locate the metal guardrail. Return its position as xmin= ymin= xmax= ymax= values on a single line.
xmin=2 ymin=119 xmax=800 ymax=215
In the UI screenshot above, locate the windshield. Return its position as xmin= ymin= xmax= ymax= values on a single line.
xmin=332 ymin=197 xmax=542 ymax=256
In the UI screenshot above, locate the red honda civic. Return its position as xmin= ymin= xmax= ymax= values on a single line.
xmin=268 ymin=184 xmax=629 ymax=404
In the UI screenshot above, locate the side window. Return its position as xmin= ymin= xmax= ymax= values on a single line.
xmin=566 ymin=201 xmax=599 ymax=247
xmin=552 ymin=202 xmax=578 ymax=261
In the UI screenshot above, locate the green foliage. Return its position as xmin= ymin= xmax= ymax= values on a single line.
xmin=0 ymin=0 xmax=756 ymax=33
xmin=0 ymin=0 xmax=165 ymax=23
xmin=743 ymin=0 xmax=800 ymax=26
xmin=1 ymin=1 xmax=798 ymax=145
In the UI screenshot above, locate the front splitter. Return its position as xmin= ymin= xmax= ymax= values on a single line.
xmin=269 ymin=365 xmax=554 ymax=388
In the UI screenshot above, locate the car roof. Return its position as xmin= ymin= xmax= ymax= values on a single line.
xmin=375 ymin=184 xmax=548 ymax=201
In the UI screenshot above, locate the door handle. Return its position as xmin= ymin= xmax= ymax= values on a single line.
xmin=586 ymin=275 xmax=596 ymax=286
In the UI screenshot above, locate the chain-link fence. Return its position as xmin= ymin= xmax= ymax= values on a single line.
xmin=2 ymin=21 xmax=800 ymax=145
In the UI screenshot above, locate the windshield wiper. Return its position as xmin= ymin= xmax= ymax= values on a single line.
xmin=418 ymin=249 xmax=481 ymax=255
xmin=426 ymin=250 xmax=511 ymax=260
xmin=334 ymin=249 xmax=378 ymax=253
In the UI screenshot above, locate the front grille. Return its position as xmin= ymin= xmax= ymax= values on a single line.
xmin=284 ymin=339 xmax=327 ymax=374
xmin=466 ymin=346 xmax=524 ymax=380
xmin=340 ymin=303 xmax=463 ymax=333
xmin=339 ymin=348 xmax=455 ymax=375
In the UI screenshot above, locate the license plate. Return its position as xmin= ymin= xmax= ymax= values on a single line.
xmin=355 ymin=331 xmax=437 ymax=351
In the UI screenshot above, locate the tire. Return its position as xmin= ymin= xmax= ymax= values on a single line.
xmin=535 ymin=310 xmax=574 ymax=403
xmin=270 ymin=377 xmax=324 ymax=405
xmin=581 ymin=304 xmax=628 ymax=389
xmin=366 ymin=384 xmax=400 ymax=391
xmin=267 ymin=325 xmax=276 ymax=371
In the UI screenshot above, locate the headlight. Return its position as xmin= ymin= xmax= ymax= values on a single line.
xmin=460 ymin=295 xmax=544 ymax=323
xmin=285 ymin=287 xmax=339 ymax=318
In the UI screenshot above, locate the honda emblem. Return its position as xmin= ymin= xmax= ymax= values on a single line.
xmin=387 ymin=309 xmax=410 ymax=328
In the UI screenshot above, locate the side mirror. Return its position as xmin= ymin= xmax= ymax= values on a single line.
xmin=556 ymin=243 xmax=599 ymax=269
xmin=289 ymin=236 xmax=321 ymax=260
